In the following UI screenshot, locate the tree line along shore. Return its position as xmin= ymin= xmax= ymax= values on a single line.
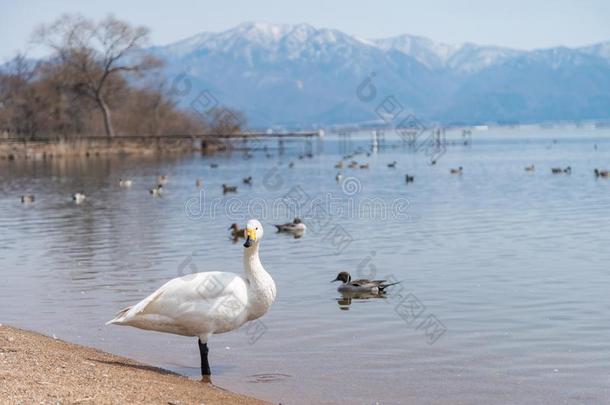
xmin=0 ymin=14 xmax=244 ymax=142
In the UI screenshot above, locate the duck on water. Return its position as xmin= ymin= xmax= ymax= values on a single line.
xmin=331 ymin=271 xmax=401 ymax=295
xmin=106 ymin=219 xmax=276 ymax=378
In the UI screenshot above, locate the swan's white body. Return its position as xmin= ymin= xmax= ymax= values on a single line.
xmin=106 ymin=220 xmax=275 ymax=343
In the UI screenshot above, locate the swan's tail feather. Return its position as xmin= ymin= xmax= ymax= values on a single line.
xmin=105 ymin=306 xmax=132 ymax=325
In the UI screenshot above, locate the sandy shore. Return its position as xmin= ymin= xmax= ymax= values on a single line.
xmin=0 ymin=325 xmax=269 ymax=404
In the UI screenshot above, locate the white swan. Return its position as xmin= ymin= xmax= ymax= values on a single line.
xmin=106 ymin=219 xmax=276 ymax=377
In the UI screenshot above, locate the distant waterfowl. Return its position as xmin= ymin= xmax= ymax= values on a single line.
xmin=334 ymin=161 xmax=344 ymax=169
xmin=275 ymin=218 xmax=306 ymax=233
xmin=149 ymin=184 xmax=163 ymax=196
xmin=405 ymin=174 xmax=414 ymax=183
xmin=196 ymin=179 xmax=204 ymax=188
xmin=243 ymin=176 xmax=253 ymax=185
xmin=551 ymin=166 xmax=571 ymax=174
xmin=222 ymin=184 xmax=238 ymax=194
xmin=20 ymin=195 xmax=35 ymax=204
xmin=331 ymin=271 xmax=401 ymax=294
xmin=107 ymin=219 xmax=276 ymax=378
xmin=336 ymin=172 xmax=343 ymax=182
xmin=72 ymin=193 xmax=86 ymax=203
xmin=156 ymin=175 xmax=168 ymax=185
xmin=430 ymin=159 xmax=437 ymax=165
xmin=387 ymin=161 xmax=397 ymax=168
xmin=229 ymin=223 xmax=246 ymax=239
xmin=119 ymin=179 xmax=133 ymax=187
xmin=594 ymin=169 xmax=610 ymax=178
xmin=524 ymin=165 xmax=535 ymax=172
xmin=210 ymin=163 xmax=219 ymax=168
xmin=359 ymin=163 xmax=369 ymax=169
xmin=450 ymin=167 xmax=463 ymax=174
xmin=348 ymin=161 xmax=358 ymax=169
xmin=265 ymin=153 xmax=273 ymax=158
xmin=288 ymin=162 xmax=295 ymax=168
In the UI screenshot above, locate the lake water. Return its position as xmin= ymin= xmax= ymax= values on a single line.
xmin=1 ymin=126 xmax=610 ymax=404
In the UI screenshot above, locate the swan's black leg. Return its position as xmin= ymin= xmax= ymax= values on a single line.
xmin=198 ymin=339 xmax=211 ymax=376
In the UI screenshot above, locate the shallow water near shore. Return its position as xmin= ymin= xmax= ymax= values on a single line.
xmin=1 ymin=126 xmax=610 ymax=404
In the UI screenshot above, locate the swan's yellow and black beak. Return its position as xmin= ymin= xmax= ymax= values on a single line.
xmin=243 ymin=228 xmax=257 ymax=248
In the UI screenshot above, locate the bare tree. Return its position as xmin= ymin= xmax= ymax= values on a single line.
xmin=34 ymin=14 xmax=160 ymax=137
xmin=206 ymin=107 xmax=246 ymax=135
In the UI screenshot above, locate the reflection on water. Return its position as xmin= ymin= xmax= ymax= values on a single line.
xmin=336 ymin=292 xmax=387 ymax=310
xmin=2 ymin=127 xmax=610 ymax=404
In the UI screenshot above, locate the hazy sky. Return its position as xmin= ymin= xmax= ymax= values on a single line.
xmin=1 ymin=0 xmax=610 ymax=61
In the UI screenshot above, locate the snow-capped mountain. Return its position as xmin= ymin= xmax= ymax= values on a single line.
xmin=151 ymin=22 xmax=610 ymax=127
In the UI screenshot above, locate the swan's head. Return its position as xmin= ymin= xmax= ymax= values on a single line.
xmin=332 ymin=271 xmax=351 ymax=284
xmin=244 ymin=219 xmax=264 ymax=248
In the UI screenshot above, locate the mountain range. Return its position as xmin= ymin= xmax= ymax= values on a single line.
xmin=149 ymin=22 xmax=610 ymax=128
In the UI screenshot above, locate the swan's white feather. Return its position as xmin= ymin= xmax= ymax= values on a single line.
xmin=107 ymin=271 xmax=250 ymax=339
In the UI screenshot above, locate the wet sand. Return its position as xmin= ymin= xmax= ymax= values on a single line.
xmin=0 ymin=325 xmax=269 ymax=404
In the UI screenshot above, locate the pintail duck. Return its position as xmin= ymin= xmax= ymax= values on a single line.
xmin=229 ymin=223 xmax=246 ymax=239
xmin=20 ymin=195 xmax=35 ymax=204
xmin=72 ymin=193 xmax=86 ymax=203
xmin=348 ymin=161 xmax=358 ymax=169
xmin=450 ymin=167 xmax=463 ymax=174
xmin=119 ymin=179 xmax=133 ymax=187
xmin=196 ymin=179 xmax=204 ymax=188
xmin=149 ymin=184 xmax=163 ymax=196
xmin=243 ymin=176 xmax=253 ymax=185
xmin=595 ymin=169 xmax=610 ymax=178
xmin=387 ymin=161 xmax=397 ymax=168
xmin=359 ymin=163 xmax=369 ymax=169
xmin=551 ymin=166 xmax=571 ymax=174
xmin=405 ymin=174 xmax=414 ymax=183
xmin=222 ymin=184 xmax=237 ymax=194
xmin=331 ymin=271 xmax=401 ymax=294
xmin=334 ymin=161 xmax=344 ymax=169
xmin=107 ymin=219 xmax=276 ymax=378
xmin=275 ymin=218 xmax=306 ymax=233
xmin=524 ymin=165 xmax=535 ymax=172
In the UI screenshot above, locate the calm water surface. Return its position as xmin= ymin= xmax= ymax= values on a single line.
xmin=1 ymin=126 xmax=610 ymax=404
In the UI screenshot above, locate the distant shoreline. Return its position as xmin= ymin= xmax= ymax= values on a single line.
xmin=0 ymin=131 xmax=321 ymax=160
xmin=0 ymin=324 xmax=268 ymax=404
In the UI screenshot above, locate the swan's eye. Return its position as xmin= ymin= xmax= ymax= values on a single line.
xmin=255 ymin=227 xmax=259 ymax=230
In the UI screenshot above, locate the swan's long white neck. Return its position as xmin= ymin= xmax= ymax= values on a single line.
xmin=243 ymin=242 xmax=276 ymax=320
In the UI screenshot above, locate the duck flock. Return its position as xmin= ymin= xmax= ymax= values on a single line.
xmin=13 ymin=136 xmax=610 ymax=379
